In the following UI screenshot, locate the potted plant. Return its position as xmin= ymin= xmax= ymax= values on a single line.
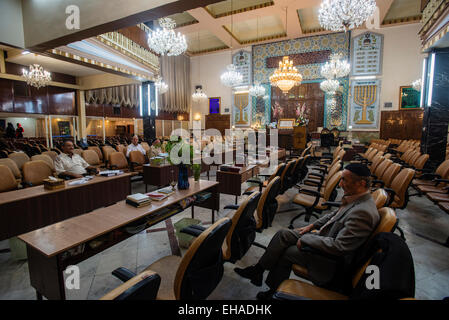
xmin=165 ymin=136 xmax=194 ymax=189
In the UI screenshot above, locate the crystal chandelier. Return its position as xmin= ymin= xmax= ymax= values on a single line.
xmin=318 ymin=0 xmax=377 ymax=32
xmin=147 ymin=18 xmax=187 ymax=56
xmin=269 ymin=56 xmax=303 ymax=94
xmin=249 ymin=82 xmax=266 ymax=97
xmin=22 ymin=64 xmax=51 ymax=89
xmin=192 ymin=87 xmax=207 ymax=103
xmin=221 ymin=64 xmax=243 ymax=87
xmin=412 ymin=79 xmax=422 ymax=91
xmin=321 ymin=53 xmax=351 ymax=80
xmin=320 ymin=79 xmax=340 ymax=94
xmin=155 ymin=76 xmax=168 ymax=94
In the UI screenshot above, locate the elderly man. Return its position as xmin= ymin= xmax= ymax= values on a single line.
xmin=235 ymin=163 xmax=380 ymax=300
xmin=126 ymin=135 xmax=146 ymax=158
xmin=55 ymin=140 xmax=98 ymax=179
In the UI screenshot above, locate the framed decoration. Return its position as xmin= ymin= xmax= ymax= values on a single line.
xmin=349 ymin=79 xmax=381 ymax=130
xmin=232 ymin=50 xmax=251 ymax=87
xmin=58 ymin=121 xmax=71 ymax=136
xmin=278 ymin=119 xmax=296 ymax=129
xmin=351 ymin=32 xmax=384 ymax=76
xmin=399 ymin=86 xmax=421 ymax=110
xmin=209 ymin=97 xmax=221 ymax=114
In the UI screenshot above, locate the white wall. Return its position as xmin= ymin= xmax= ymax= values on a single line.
xmin=0 ymin=0 xmax=25 ymax=48
xmin=1 ymin=117 xmax=36 ymax=138
xmin=190 ymin=47 xmax=252 ymax=128
xmin=352 ymin=23 xmax=426 ymax=111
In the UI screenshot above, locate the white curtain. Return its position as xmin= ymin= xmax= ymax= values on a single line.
xmin=85 ymin=84 xmax=139 ymax=108
xmin=160 ymin=55 xmax=191 ymax=113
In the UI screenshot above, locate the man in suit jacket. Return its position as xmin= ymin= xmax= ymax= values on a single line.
xmin=235 ymin=163 xmax=380 ymax=300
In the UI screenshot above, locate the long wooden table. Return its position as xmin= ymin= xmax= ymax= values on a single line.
xmin=18 ymin=179 xmax=219 ymax=300
xmin=0 ymin=173 xmax=132 ymax=241
xmin=216 ymin=165 xmax=260 ymax=204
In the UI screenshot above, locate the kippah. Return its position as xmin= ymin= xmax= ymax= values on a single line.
xmin=345 ymin=163 xmax=371 ymax=177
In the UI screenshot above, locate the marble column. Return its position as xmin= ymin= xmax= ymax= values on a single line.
xmin=142 ymin=81 xmax=156 ymax=142
xmin=421 ymin=50 xmax=449 ymax=167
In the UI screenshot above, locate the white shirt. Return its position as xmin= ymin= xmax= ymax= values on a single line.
xmin=55 ymin=153 xmax=90 ymax=175
xmin=126 ymin=143 xmax=146 ymax=157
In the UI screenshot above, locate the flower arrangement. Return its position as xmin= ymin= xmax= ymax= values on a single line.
xmin=271 ymin=102 xmax=284 ymax=121
xmin=295 ymin=103 xmax=309 ymax=126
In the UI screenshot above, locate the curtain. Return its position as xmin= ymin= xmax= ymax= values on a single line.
xmin=84 ymin=84 xmax=139 ymax=108
xmin=160 ymin=55 xmax=191 ymax=113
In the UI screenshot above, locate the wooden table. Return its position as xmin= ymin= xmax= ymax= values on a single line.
xmin=19 ymin=179 xmax=219 ymax=300
xmin=0 ymin=173 xmax=132 ymax=241
xmin=143 ymin=162 xmax=210 ymax=190
xmin=216 ymin=165 xmax=260 ymax=204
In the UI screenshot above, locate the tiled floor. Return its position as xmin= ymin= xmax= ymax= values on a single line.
xmin=1 ymin=167 xmax=449 ymax=300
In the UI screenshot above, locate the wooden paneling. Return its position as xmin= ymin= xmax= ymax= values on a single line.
xmin=85 ymin=103 xmax=104 ymax=117
xmin=271 ymin=83 xmax=324 ymax=132
xmin=380 ymin=110 xmax=424 ymax=140
xmin=85 ymin=103 xmax=141 ymax=119
xmin=0 ymin=78 xmax=13 ymax=112
xmin=156 ymin=110 xmax=189 ymax=121
xmin=48 ymin=86 xmax=76 ymax=115
xmin=205 ymin=114 xmax=230 ymax=137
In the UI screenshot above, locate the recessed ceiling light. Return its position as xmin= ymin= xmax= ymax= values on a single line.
xmin=22 ymin=51 xmax=30 ymax=55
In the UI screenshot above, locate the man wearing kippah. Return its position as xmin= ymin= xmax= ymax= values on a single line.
xmin=235 ymin=163 xmax=380 ymax=299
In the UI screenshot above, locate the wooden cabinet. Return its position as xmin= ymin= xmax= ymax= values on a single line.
xmin=205 ymin=114 xmax=230 ymax=138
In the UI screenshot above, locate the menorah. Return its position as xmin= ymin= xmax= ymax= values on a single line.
xmin=235 ymin=93 xmax=249 ymax=124
xmin=354 ymin=85 xmax=377 ymax=124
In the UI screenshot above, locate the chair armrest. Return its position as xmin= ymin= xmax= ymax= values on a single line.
xmin=308 ymin=173 xmax=325 ymax=179
xmin=112 ymin=267 xmax=137 ymax=282
xmin=420 ymin=173 xmax=441 ymax=180
xmin=372 ymin=180 xmax=385 ymax=188
xmin=180 ymin=226 xmax=204 ymax=237
xmin=247 ymin=179 xmax=263 ymax=186
xmin=310 ymin=167 xmax=326 ymax=174
xmin=434 ymin=179 xmax=449 ymax=184
xmin=299 ymin=189 xmax=321 ymax=198
xmin=22 ymin=181 xmax=33 ymax=188
xmin=303 ymin=179 xmax=322 ymax=187
xmin=300 ymin=244 xmax=341 ymax=260
xmin=384 ymin=188 xmax=396 ymax=207
xmin=273 ymin=292 xmax=311 ymax=300
xmin=224 ymin=205 xmax=240 ymax=210
xmin=110 ymin=164 xmax=118 ymax=170
xmin=322 ymin=201 xmax=342 ymax=208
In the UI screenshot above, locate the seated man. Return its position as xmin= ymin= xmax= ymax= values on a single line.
xmin=149 ymin=139 xmax=163 ymax=158
xmin=55 ymin=140 xmax=99 ymax=179
xmin=234 ymin=163 xmax=379 ymax=300
xmin=126 ymin=135 xmax=146 ymax=158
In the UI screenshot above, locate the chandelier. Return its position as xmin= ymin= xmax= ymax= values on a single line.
xmin=321 ymin=53 xmax=351 ymax=80
xmin=192 ymin=87 xmax=207 ymax=103
xmin=22 ymin=64 xmax=51 ymax=89
xmin=412 ymin=79 xmax=422 ymax=91
xmin=155 ymin=76 xmax=168 ymax=94
xmin=269 ymin=56 xmax=303 ymax=93
xmin=147 ymin=18 xmax=187 ymax=56
xmin=249 ymin=82 xmax=266 ymax=97
xmin=318 ymin=0 xmax=377 ymax=32
xmin=320 ymin=79 xmax=340 ymax=94
xmin=220 ymin=64 xmax=243 ymax=87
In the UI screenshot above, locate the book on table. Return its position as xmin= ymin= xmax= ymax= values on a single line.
xmin=126 ymin=193 xmax=152 ymax=207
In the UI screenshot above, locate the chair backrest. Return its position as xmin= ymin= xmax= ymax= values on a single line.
xmin=141 ymin=142 xmax=151 ymax=152
xmin=88 ymin=146 xmax=103 ymax=161
xmin=129 ymin=150 xmax=146 ymax=165
xmin=22 ymin=160 xmax=54 ymax=186
xmin=370 ymin=156 xmax=384 ymax=173
xmin=109 ymin=151 xmax=129 ymax=170
xmin=300 ymin=145 xmax=312 ymax=158
xmin=116 ymin=144 xmax=126 ymax=155
xmin=268 ymin=163 xmax=286 ymax=182
xmin=100 ymin=270 xmax=161 ymax=300
xmin=374 ymin=158 xmax=392 ymax=179
xmin=82 ymin=149 xmax=100 ymax=166
xmin=73 ymin=149 xmax=83 ymax=156
xmin=325 ymin=162 xmax=342 ymax=183
xmin=371 ymin=188 xmax=389 ymax=209
xmin=0 ymin=165 xmax=19 ymax=192
xmin=280 ymin=160 xmax=295 ymax=192
xmin=389 ymin=168 xmax=415 ymax=208
xmin=381 ymin=163 xmax=402 ymax=188
xmin=435 ymin=159 xmax=449 ymax=178
xmin=102 ymin=146 xmax=115 ymax=163
xmin=42 ymin=151 xmax=58 ymax=161
xmin=8 ymin=152 xmax=30 ymax=170
xmin=31 ymin=154 xmax=55 ymax=171
xmin=0 ymin=158 xmax=21 ymax=180
xmin=413 ymin=154 xmax=429 ymax=170
xmin=384 ymin=153 xmax=392 ymax=159
xmin=174 ymin=218 xmax=232 ymax=300
xmin=351 ymin=208 xmax=397 ymax=287
xmin=223 ymin=191 xmax=261 ymax=262
xmin=323 ymin=171 xmax=342 ymax=200
xmin=255 ymin=176 xmax=281 ymax=230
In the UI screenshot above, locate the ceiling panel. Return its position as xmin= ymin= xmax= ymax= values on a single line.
xmin=383 ymin=0 xmax=422 ymax=24
xmin=206 ymin=0 xmax=273 ymax=18
xmin=153 ymin=12 xmax=198 ymax=28
xmin=186 ymin=30 xmax=228 ymax=53
xmin=224 ymin=15 xmax=285 ymax=43
xmin=297 ymin=7 xmax=323 ymax=33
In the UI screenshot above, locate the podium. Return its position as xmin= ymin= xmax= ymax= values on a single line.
xmin=293 ymin=126 xmax=307 ymax=150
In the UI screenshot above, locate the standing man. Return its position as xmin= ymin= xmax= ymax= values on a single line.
xmin=234 ymin=163 xmax=380 ymax=299
xmin=55 ymin=140 xmax=99 ymax=179
xmin=15 ymin=123 xmax=24 ymax=138
xmin=126 ymin=135 xmax=146 ymax=158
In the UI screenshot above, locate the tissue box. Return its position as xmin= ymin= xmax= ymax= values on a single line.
xmin=43 ymin=178 xmax=65 ymax=190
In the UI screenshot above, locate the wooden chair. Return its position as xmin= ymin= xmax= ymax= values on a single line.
xmin=110 ymin=218 xmax=232 ymax=300
xmin=82 ymin=150 xmax=102 ymax=168
xmin=31 ymin=154 xmax=55 ymax=172
xmin=88 ymin=146 xmax=103 ymax=162
xmin=129 ymin=150 xmax=147 ymax=173
xmin=246 ymin=163 xmax=286 ymax=193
